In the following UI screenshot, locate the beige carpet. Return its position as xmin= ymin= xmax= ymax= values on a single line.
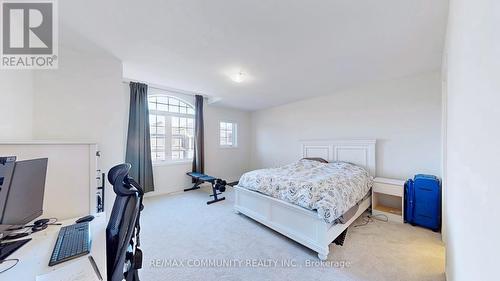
xmin=139 ymin=187 xmax=445 ymax=281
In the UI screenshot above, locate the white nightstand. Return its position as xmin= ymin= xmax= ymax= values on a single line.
xmin=372 ymin=177 xmax=405 ymax=223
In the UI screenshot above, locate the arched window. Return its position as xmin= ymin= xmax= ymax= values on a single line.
xmin=148 ymin=95 xmax=195 ymax=162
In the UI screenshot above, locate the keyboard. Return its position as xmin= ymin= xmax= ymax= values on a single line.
xmin=49 ymin=222 xmax=91 ymax=266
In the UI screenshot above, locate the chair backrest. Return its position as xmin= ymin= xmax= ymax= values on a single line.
xmin=106 ymin=163 xmax=144 ymax=281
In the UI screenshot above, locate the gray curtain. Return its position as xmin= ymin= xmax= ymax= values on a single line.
xmin=126 ymin=82 xmax=155 ymax=193
xmin=192 ymin=95 xmax=204 ymax=175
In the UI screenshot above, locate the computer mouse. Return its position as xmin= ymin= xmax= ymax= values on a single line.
xmin=75 ymin=215 xmax=95 ymax=224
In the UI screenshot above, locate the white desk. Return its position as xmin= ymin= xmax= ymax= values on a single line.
xmin=1 ymin=213 xmax=107 ymax=281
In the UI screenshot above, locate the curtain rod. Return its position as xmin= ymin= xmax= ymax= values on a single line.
xmin=122 ymin=78 xmax=207 ymax=98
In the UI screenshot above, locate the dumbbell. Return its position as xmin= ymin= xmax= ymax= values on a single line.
xmin=215 ymin=179 xmax=227 ymax=192
xmin=215 ymin=179 xmax=226 ymax=186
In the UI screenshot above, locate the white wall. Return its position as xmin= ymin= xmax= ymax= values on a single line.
xmin=0 ymin=27 xmax=126 ymax=218
xmin=31 ymin=28 xmax=127 ymax=216
xmin=0 ymin=143 xmax=98 ymax=220
xmin=251 ymin=72 xmax=442 ymax=180
xmin=133 ymin=87 xmax=252 ymax=196
xmin=0 ymin=71 xmax=34 ymax=139
xmin=204 ymin=105 xmax=251 ymax=182
xmin=444 ymin=1 xmax=500 ymax=280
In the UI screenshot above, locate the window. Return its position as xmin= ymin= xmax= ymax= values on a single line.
xmin=148 ymin=95 xmax=195 ymax=162
xmin=219 ymin=121 xmax=237 ymax=147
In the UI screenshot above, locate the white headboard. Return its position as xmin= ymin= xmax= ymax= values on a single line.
xmin=301 ymin=139 xmax=376 ymax=176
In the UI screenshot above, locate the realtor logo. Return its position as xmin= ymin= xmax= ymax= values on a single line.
xmin=1 ymin=0 xmax=58 ymax=69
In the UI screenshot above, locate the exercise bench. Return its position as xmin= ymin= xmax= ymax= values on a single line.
xmin=185 ymin=172 xmax=226 ymax=205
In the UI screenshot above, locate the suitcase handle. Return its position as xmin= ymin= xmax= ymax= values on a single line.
xmin=404 ymin=179 xmax=415 ymax=222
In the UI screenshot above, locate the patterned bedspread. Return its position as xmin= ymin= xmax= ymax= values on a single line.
xmin=238 ymin=159 xmax=373 ymax=223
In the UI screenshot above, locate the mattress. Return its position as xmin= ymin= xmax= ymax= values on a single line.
xmin=238 ymin=159 xmax=373 ymax=223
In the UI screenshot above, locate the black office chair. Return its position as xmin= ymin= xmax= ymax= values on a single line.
xmin=106 ymin=164 xmax=144 ymax=281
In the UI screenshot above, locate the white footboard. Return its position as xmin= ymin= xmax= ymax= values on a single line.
xmin=234 ymin=186 xmax=371 ymax=260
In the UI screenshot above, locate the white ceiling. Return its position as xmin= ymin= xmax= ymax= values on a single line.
xmin=61 ymin=0 xmax=448 ymax=111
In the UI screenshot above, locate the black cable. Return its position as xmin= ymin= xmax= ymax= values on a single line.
xmin=370 ymin=213 xmax=389 ymax=222
xmin=0 ymin=217 xmax=61 ymax=242
xmin=24 ymin=217 xmax=60 ymax=228
xmin=353 ymin=213 xmax=389 ymax=228
xmin=0 ymin=259 xmax=19 ymax=274
xmin=46 ymin=217 xmax=60 ymax=225
xmin=0 ymin=227 xmax=30 ymax=242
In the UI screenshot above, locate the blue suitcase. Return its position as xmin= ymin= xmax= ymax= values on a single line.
xmin=404 ymin=174 xmax=441 ymax=232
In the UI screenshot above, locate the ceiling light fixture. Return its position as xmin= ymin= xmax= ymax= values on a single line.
xmin=230 ymin=71 xmax=246 ymax=83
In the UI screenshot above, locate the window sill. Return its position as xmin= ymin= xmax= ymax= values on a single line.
xmin=219 ymin=145 xmax=238 ymax=149
xmin=153 ymin=160 xmax=192 ymax=167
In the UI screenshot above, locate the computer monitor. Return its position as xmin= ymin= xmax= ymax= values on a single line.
xmin=0 ymin=158 xmax=48 ymax=225
xmin=0 ymin=156 xmax=16 ymax=215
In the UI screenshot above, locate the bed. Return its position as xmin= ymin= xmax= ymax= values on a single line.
xmin=234 ymin=139 xmax=376 ymax=260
